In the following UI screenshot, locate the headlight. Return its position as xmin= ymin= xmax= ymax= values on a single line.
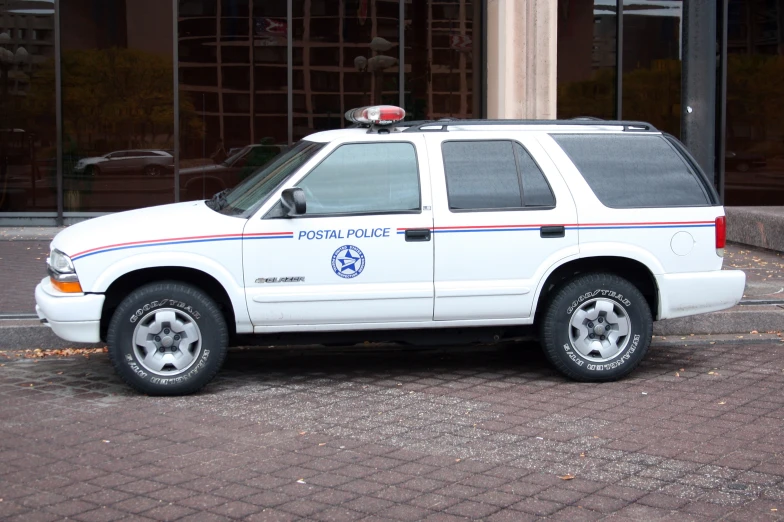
xmin=47 ymin=249 xmax=82 ymax=293
xmin=49 ymin=249 xmax=75 ymax=273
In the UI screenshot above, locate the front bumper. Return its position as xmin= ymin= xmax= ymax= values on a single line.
xmin=656 ymin=269 xmax=746 ymax=320
xmin=35 ymin=277 xmax=105 ymax=343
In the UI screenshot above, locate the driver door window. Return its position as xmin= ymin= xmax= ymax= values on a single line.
xmin=297 ymin=142 xmax=420 ymax=215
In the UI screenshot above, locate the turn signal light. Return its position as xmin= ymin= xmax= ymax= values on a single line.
xmin=51 ymin=277 xmax=83 ymax=293
xmin=345 ymin=105 xmax=406 ymax=125
xmin=715 ymin=215 xmax=726 ymax=257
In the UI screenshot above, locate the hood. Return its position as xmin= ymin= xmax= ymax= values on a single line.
xmin=51 ymin=201 xmax=246 ymax=261
xmin=77 ymin=157 xmax=108 ymax=166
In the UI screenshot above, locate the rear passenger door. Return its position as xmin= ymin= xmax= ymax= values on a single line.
xmin=425 ymin=133 xmax=579 ymax=321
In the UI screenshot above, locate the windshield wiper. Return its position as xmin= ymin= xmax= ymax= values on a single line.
xmin=206 ymin=188 xmax=231 ymax=211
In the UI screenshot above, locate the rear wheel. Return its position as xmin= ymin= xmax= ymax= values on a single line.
xmin=539 ymin=273 xmax=652 ymax=381
xmin=107 ymin=281 xmax=228 ymax=395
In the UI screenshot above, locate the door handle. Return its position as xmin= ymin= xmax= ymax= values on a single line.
xmin=540 ymin=226 xmax=565 ymax=238
xmin=404 ymin=228 xmax=431 ymax=242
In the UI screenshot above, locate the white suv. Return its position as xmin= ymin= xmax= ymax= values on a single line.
xmin=35 ymin=106 xmax=746 ymax=395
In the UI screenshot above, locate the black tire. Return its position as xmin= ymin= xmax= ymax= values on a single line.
xmin=539 ymin=272 xmax=652 ymax=382
xmin=107 ymin=281 xmax=229 ymax=395
xmin=144 ymin=165 xmax=162 ymax=176
xmin=85 ymin=165 xmax=99 ymax=176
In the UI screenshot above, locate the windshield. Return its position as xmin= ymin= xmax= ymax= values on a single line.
xmin=216 ymin=140 xmax=325 ymax=216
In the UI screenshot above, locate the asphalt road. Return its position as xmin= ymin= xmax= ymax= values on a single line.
xmin=1 ymin=339 xmax=784 ymax=521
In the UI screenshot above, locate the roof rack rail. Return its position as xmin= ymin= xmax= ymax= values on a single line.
xmin=394 ymin=119 xmax=657 ymax=133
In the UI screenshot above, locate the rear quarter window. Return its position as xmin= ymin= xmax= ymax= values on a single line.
xmin=551 ymin=134 xmax=712 ymax=208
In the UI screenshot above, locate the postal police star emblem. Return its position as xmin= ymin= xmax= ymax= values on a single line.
xmin=331 ymin=245 xmax=365 ymax=278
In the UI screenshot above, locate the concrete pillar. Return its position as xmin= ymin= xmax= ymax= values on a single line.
xmin=486 ymin=0 xmax=557 ymax=119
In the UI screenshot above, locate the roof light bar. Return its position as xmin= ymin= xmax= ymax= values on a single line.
xmin=345 ymin=105 xmax=405 ymax=126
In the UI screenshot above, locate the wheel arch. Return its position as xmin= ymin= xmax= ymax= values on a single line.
xmin=533 ymin=255 xmax=660 ymax=324
xmin=99 ymin=266 xmax=239 ymax=342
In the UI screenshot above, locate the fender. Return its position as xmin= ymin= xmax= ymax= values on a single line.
xmin=530 ymin=242 xmax=664 ymax=319
xmin=82 ymin=251 xmax=253 ymax=334
xmin=578 ymin=242 xmax=666 ymax=275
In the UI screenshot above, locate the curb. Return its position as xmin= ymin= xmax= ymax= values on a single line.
xmin=653 ymin=304 xmax=784 ymax=336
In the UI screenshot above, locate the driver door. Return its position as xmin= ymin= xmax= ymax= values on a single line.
xmin=242 ymin=137 xmax=434 ymax=329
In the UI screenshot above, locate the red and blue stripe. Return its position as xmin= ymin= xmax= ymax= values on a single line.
xmin=70 ymin=220 xmax=715 ymax=261
xmin=71 ymin=231 xmax=293 ymax=261
xmin=397 ymin=220 xmax=715 ymax=235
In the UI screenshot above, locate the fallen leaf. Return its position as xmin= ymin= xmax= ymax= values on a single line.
xmin=708 ymin=372 xmax=716 ymax=375
xmin=455 ymin=458 xmax=461 ymax=462
xmin=318 ymin=443 xmax=326 ymax=446
xmin=102 ymin=440 xmax=110 ymax=443
xmin=675 ymin=372 xmax=680 ymax=377
xmin=298 ymin=431 xmax=306 ymax=435
xmin=579 ymin=452 xmax=585 ymax=458
xmin=559 ymin=474 xmax=575 ymax=480
xmin=296 ymin=479 xmax=306 ymax=484
xmin=718 ymin=402 xmax=726 ymax=405
xmin=751 ymin=330 xmax=759 ymax=334
xmin=680 ymin=368 xmax=685 ymax=372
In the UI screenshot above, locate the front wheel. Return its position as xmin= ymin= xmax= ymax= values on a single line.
xmin=107 ymin=281 xmax=229 ymax=395
xmin=144 ymin=165 xmax=163 ymax=176
xmin=539 ymin=273 xmax=652 ymax=382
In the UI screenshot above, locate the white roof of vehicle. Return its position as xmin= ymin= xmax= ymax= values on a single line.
xmin=304 ymin=122 xmax=661 ymax=143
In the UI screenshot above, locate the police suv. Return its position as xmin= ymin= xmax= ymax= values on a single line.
xmin=36 ymin=106 xmax=746 ymax=395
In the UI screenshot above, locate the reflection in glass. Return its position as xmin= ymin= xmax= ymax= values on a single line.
xmin=178 ymin=0 xmax=288 ymax=201
xmin=557 ymin=0 xmax=617 ymax=120
xmin=0 ymin=1 xmax=57 ymax=212
xmin=724 ymin=0 xmax=784 ymax=206
xmin=406 ymin=0 xmax=480 ymax=120
xmin=60 ymin=0 xmax=176 ymax=212
xmin=621 ymin=0 xmax=682 ymax=137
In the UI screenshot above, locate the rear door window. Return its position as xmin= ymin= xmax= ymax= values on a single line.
xmin=442 ymin=140 xmax=555 ymax=210
xmin=551 ymin=134 xmax=711 ymax=208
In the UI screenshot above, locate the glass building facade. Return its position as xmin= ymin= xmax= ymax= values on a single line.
xmin=557 ymin=0 xmax=784 ymax=207
xmin=0 ymin=0 xmax=480 ymax=222
xmin=0 ymin=0 xmax=781 ymax=223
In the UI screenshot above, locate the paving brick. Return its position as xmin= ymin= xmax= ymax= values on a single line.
xmin=512 ymin=498 xmax=564 ymax=516
xmin=209 ymin=500 xmax=261 ymax=518
xmin=72 ymin=506 xmax=128 ymax=522
xmin=142 ymin=503 xmax=197 ymax=521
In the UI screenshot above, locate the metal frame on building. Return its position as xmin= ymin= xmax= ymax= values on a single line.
xmin=0 ymin=0 xmax=485 ymax=225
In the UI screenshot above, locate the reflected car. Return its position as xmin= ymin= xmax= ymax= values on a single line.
xmin=725 ymin=151 xmax=767 ymax=172
xmin=179 ymin=144 xmax=286 ymax=200
xmin=73 ymin=150 xmax=174 ymax=176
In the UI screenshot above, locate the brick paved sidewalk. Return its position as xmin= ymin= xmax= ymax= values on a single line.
xmin=1 ymin=340 xmax=784 ymax=521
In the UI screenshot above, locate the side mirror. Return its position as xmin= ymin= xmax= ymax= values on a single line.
xmin=281 ymin=187 xmax=306 ymax=217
